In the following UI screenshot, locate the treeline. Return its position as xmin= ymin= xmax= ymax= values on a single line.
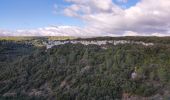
xmin=2 ymin=36 xmax=170 ymax=44
xmin=0 ymin=39 xmax=170 ymax=99
xmin=76 ymin=36 xmax=170 ymax=44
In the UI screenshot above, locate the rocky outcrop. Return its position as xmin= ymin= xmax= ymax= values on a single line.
xmin=44 ymin=40 xmax=154 ymax=49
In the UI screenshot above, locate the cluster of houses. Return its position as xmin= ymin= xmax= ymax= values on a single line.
xmin=43 ymin=40 xmax=154 ymax=49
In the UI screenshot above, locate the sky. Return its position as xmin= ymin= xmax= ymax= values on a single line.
xmin=0 ymin=0 xmax=170 ymax=36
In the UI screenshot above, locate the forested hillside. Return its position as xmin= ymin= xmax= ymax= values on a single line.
xmin=0 ymin=37 xmax=170 ymax=100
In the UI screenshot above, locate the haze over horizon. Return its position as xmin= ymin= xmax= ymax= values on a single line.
xmin=0 ymin=0 xmax=170 ymax=36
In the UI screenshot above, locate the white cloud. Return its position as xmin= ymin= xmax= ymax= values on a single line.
xmin=117 ymin=0 xmax=128 ymax=3
xmin=62 ymin=0 xmax=170 ymax=36
xmin=151 ymin=33 xmax=170 ymax=37
xmin=1 ymin=0 xmax=170 ymax=36
xmin=123 ymin=31 xmax=139 ymax=36
xmin=65 ymin=0 xmax=170 ymax=36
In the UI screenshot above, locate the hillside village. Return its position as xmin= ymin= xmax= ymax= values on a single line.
xmin=43 ymin=40 xmax=154 ymax=49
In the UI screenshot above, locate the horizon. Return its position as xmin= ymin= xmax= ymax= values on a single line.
xmin=0 ymin=0 xmax=170 ymax=36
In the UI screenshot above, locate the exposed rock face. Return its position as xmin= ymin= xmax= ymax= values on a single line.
xmin=3 ymin=92 xmax=17 ymax=97
xmin=44 ymin=40 xmax=154 ymax=49
xmin=28 ymin=89 xmax=43 ymax=97
xmin=131 ymin=72 xmax=138 ymax=79
xmin=80 ymin=66 xmax=91 ymax=74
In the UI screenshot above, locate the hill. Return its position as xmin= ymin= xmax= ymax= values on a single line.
xmin=0 ymin=37 xmax=170 ymax=100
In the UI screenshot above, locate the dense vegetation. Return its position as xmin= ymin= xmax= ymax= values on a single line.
xmin=0 ymin=37 xmax=170 ymax=100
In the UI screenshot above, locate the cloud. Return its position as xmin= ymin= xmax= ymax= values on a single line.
xmin=123 ymin=31 xmax=140 ymax=36
xmin=117 ymin=0 xmax=128 ymax=3
xmin=0 ymin=26 xmax=111 ymax=37
xmin=0 ymin=26 xmax=81 ymax=36
xmin=62 ymin=0 xmax=170 ymax=36
xmin=1 ymin=0 xmax=170 ymax=36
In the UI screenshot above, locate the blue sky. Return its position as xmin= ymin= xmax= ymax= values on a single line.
xmin=0 ymin=0 xmax=139 ymax=30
